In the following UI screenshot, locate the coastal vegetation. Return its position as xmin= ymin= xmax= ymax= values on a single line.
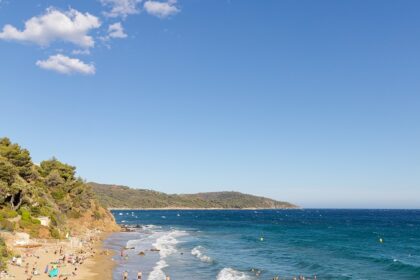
xmin=91 ymin=182 xmax=297 ymax=209
xmin=0 ymin=137 xmax=117 ymax=240
xmin=0 ymin=237 xmax=9 ymax=270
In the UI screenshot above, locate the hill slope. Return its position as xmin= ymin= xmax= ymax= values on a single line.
xmin=90 ymin=183 xmax=297 ymax=209
xmin=0 ymin=138 xmax=118 ymax=240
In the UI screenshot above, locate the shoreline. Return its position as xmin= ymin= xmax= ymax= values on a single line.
xmin=81 ymin=232 xmax=115 ymax=280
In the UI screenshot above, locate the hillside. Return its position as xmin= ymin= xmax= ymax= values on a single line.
xmin=90 ymin=182 xmax=297 ymax=209
xmin=0 ymin=138 xmax=118 ymax=242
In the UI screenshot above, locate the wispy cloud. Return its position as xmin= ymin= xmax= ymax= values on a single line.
xmin=72 ymin=49 xmax=91 ymax=55
xmin=0 ymin=7 xmax=101 ymax=48
xmin=107 ymin=22 xmax=128 ymax=39
xmin=144 ymin=0 xmax=179 ymax=18
xmin=36 ymin=54 xmax=95 ymax=75
xmin=100 ymin=0 xmax=142 ymax=18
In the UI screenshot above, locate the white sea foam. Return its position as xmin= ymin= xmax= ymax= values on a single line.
xmin=216 ymin=268 xmax=251 ymax=280
xmin=148 ymin=259 xmax=168 ymax=280
xmin=148 ymin=229 xmax=188 ymax=279
xmin=153 ymin=229 xmax=187 ymax=258
xmin=191 ymin=246 xmax=212 ymax=263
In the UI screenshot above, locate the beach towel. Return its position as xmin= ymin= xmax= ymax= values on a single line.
xmin=49 ymin=268 xmax=59 ymax=277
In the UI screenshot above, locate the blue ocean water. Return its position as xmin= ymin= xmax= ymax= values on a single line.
xmin=105 ymin=209 xmax=420 ymax=280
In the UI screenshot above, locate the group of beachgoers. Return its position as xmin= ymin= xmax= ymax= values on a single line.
xmin=8 ymin=244 xmax=93 ymax=279
xmin=0 ymin=232 xmax=101 ymax=280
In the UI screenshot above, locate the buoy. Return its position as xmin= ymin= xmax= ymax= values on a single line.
xmin=379 ymin=238 xmax=383 ymax=243
xmin=260 ymin=237 xmax=264 ymax=242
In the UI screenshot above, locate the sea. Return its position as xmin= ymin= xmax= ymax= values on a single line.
xmin=104 ymin=209 xmax=420 ymax=280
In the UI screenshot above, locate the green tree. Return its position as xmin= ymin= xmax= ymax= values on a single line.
xmin=0 ymin=157 xmax=17 ymax=185
xmin=40 ymin=158 xmax=76 ymax=181
xmin=45 ymin=170 xmax=65 ymax=187
xmin=0 ymin=137 xmax=32 ymax=180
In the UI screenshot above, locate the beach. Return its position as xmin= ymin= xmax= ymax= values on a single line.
xmin=0 ymin=231 xmax=115 ymax=280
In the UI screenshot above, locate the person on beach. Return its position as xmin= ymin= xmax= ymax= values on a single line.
xmin=166 ymin=276 xmax=170 ymax=280
xmin=123 ymin=270 xmax=128 ymax=280
xmin=137 ymin=271 xmax=142 ymax=279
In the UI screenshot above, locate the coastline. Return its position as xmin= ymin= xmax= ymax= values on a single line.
xmin=79 ymin=232 xmax=115 ymax=280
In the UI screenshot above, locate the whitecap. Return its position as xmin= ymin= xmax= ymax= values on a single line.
xmin=191 ymin=246 xmax=212 ymax=263
xmin=153 ymin=230 xmax=187 ymax=258
xmin=148 ymin=259 xmax=168 ymax=280
xmin=148 ymin=230 xmax=188 ymax=279
xmin=216 ymin=268 xmax=251 ymax=280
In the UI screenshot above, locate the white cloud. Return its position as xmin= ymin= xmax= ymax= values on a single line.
xmin=72 ymin=49 xmax=91 ymax=55
xmin=144 ymin=0 xmax=179 ymax=18
xmin=0 ymin=7 xmax=101 ymax=48
xmin=36 ymin=54 xmax=95 ymax=75
xmin=108 ymin=22 xmax=127 ymax=39
xmin=101 ymin=0 xmax=142 ymax=18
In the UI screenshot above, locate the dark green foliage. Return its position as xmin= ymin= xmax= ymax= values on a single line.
xmin=44 ymin=170 xmax=65 ymax=187
xmin=0 ymin=158 xmax=17 ymax=185
xmin=51 ymin=189 xmax=66 ymax=200
xmin=90 ymin=183 xmax=298 ymax=209
xmin=0 ymin=137 xmax=112 ymax=239
xmin=0 ymin=138 xmax=33 ymax=180
xmin=40 ymin=158 xmax=76 ymax=181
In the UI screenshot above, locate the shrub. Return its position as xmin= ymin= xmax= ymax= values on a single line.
xmin=67 ymin=210 xmax=82 ymax=219
xmin=0 ymin=219 xmax=15 ymax=232
xmin=51 ymin=189 xmax=66 ymax=200
xmin=0 ymin=237 xmax=10 ymax=270
xmin=93 ymin=211 xmax=102 ymax=220
xmin=50 ymin=227 xmax=61 ymax=239
xmin=19 ymin=208 xmax=31 ymax=222
xmin=0 ymin=208 xmax=18 ymax=219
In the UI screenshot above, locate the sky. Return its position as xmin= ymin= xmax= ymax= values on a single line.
xmin=0 ymin=0 xmax=419 ymax=209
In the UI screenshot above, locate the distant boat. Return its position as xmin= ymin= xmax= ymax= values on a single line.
xmin=177 ymin=213 xmax=181 ymax=217
xmin=119 ymin=213 xmax=123 ymax=216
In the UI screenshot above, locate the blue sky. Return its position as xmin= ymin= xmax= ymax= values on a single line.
xmin=1 ymin=0 xmax=419 ymax=208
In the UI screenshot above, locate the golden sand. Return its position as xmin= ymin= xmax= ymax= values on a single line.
xmin=1 ymin=232 xmax=114 ymax=280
